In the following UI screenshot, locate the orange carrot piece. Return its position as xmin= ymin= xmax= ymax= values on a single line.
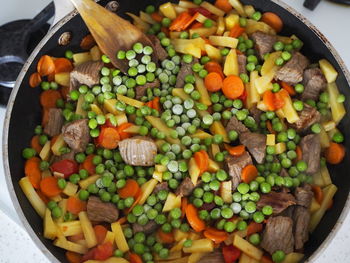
xmin=117 ymin=122 xmax=133 ymax=140
xmin=241 ymin=164 xmax=258 ymax=183
xmin=29 ymin=72 xmax=42 ymax=88
xmin=94 ymin=225 xmax=108 ymax=245
xmin=204 ymin=72 xmax=223 ymax=92
xmin=99 ymin=127 xmax=120 ymax=150
xmin=261 ymin=254 xmax=274 ymax=263
xmin=152 ymin=97 xmax=161 ymax=112
xmin=25 ymin=157 xmax=42 ymax=189
xmin=190 ymin=21 xmax=203 ymax=29
xmin=60 ymin=86 xmax=70 ymax=100
xmin=296 ymin=146 xmax=303 ymax=161
xmin=185 ymin=204 xmax=206 ymax=232
xmin=151 ymin=12 xmax=163 ymax=23
xmin=181 ymin=197 xmax=188 ymax=219
xmin=325 ymin=142 xmax=345 ymax=164
xmin=274 ymin=90 xmax=286 ymax=110
xmin=37 ymin=55 xmax=55 ymax=76
xmin=169 ymin=12 xmax=193 ymax=31
xmin=66 ymin=196 xmax=87 ymax=215
xmin=68 ymin=233 xmax=85 ymax=242
xmin=157 ymin=229 xmax=175 ymax=244
xmin=312 ymin=185 xmax=324 ymax=204
xmin=229 ymin=24 xmax=245 ymax=38
xmin=261 ymin=12 xmax=283 ymax=33
xmin=36 ymin=189 xmax=50 ymax=204
xmin=145 ymin=101 xmax=153 ymax=108
xmin=31 ymin=135 xmax=43 ymax=153
xmin=215 ymin=0 xmax=232 ymax=13
xmin=118 ymin=179 xmax=140 ymax=199
xmin=82 ymin=154 xmax=96 ymax=175
xmin=54 ymin=58 xmax=74 ymax=74
xmin=203 ymin=227 xmax=228 ymax=244
xmin=204 ymin=61 xmax=225 ymax=79
xmin=266 ymin=120 xmax=275 ymax=134
xmin=280 ymin=81 xmax=296 ymax=96
xmin=66 ymin=251 xmax=82 ymax=263
xmin=40 ymin=176 xmax=62 ymax=197
xmin=125 ymin=189 xmax=143 ymax=214
xmin=225 ymin=144 xmax=245 ymax=156
xmin=247 ymin=222 xmax=263 ymax=236
xmin=129 ymin=253 xmax=143 ymax=263
xmin=222 ymin=75 xmax=244 ymax=99
xmin=117 ymin=217 xmax=127 ymax=225
xmin=263 ymin=90 xmax=276 ymax=111
xmin=183 ymin=12 xmax=200 ymax=30
xmin=40 ymin=90 xmax=62 ymax=109
xmin=194 ymin=150 xmax=209 ymax=174
xmin=80 ymin=34 xmax=96 ymax=50
xmin=42 ymin=108 xmax=50 ymax=127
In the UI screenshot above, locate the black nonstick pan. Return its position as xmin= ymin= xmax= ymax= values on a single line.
xmin=3 ymin=0 xmax=350 ymax=262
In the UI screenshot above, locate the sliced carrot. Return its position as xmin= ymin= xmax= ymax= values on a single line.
xmin=183 ymin=12 xmax=200 ymax=30
xmin=40 ymin=89 xmax=62 ymax=109
xmin=152 ymin=97 xmax=160 ymax=112
xmin=280 ymin=81 xmax=296 ymax=96
xmin=99 ymin=127 xmax=120 ymax=150
xmin=247 ymin=222 xmax=263 ymax=236
xmin=40 ymin=176 xmax=62 ymax=197
xmin=118 ymin=179 xmax=140 ymax=199
xmin=185 ymin=204 xmax=206 ymax=232
xmin=190 ymin=21 xmax=203 ymax=29
xmin=125 ymin=189 xmax=143 ymax=214
xmin=116 ymin=122 xmax=133 ymax=140
xmin=151 ymin=12 xmax=163 ymax=23
xmin=54 ymin=58 xmax=73 ymax=74
xmin=203 ymin=227 xmax=228 ymax=244
xmin=266 ymin=120 xmax=275 ymax=134
xmin=222 ymin=75 xmax=244 ymax=100
xmin=241 ymin=164 xmax=258 ymax=183
xmin=225 ymin=144 xmax=245 ymax=156
xmin=263 ymin=90 xmax=276 ymax=111
xmin=261 ymin=254 xmax=274 ymax=263
xmin=157 ymin=229 xmax=175 ymax=244
xmin=66 ymin=251 xmax=82 ymax=263
xmin=129 ymin=253 xmax=143 ymax=263
xmin=82 ymin=154 xmax=96 ymax=175
xmin=66 ymin=196 xmax=87 ymax=215
xmin=60 ymin=86 xmax=70 ymax=100
xmin=94 ymin=225 xmax=108 ymax=245
xmin=215 ymin=0 xmax=232 ymax=13
xmin=261 ymin=12 xmax=283 ymax=33
xmin=68 ymin=233 xmax=85 ymax=242
xmin=145 ymin=101 xmax=153 ymax=108
xmin=204 ymin=61 xmax=225 ymax=79
xmin=117 ymin=217 xmax=127 ymax=225
xmin=169 ymin=12 xmax=192 ymax=31
xmin=194 ymin=150 xmax=209 ymax=174
xmin=25 ymin=157 xmax=41 ymax=189
xmin=274 ymin=90 xmax=286 ymax=110
xmin=36 ymin=189 xmax=50 ymax=204
xmin=181 ymin=197 xmax=188 ymax=219
xmin=31 ymin=135 xmax=43 ymax=153
xmin=37 ymin=55 xmax=55 ymax=76
xmin=29 ymin=72 xmax=42 ymax=88
xmin=42 ymin=108 xmax=50 ymax=127
xmin=312 ymin=185 xmax=324 ymax=205
xmin=229 ymin=24 xmax=245 ymax=38
xmin=325 ymin=142 xmax=345 ymax=165
xmin=296 ymin=146 xmax=303 ymax=161
xmin=80 ymin=34 xmax=96 ymax=50
xmin=204 ymin=72 xmax=223 ymax=92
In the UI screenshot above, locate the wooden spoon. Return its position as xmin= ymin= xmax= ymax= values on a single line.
xmin=69 ymin=0 xmax=157 ymax=73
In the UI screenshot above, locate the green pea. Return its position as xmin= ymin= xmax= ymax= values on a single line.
xmin=237 ymin=220 xmax=247 ymax=231
xmin=272 ymin=250 xmax=286 ymax=263
xmin=237 ymin=183 xmax=250 ymax=194
xmin=260 ymin=182 xmax=271 ymax=194
xmin=51 ymin=206 xmax=62 ymax=219
xmin=22 ymin=148 xmax=36 ymax=159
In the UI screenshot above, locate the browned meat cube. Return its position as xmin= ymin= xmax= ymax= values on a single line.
xmin=239 ymin=132 xmax=266 ymax=164
xmin=62 ymin=119 xmax=90 ymax=152
xmin=257 ymin=191 xmax=296 ymax=215
xmin=226 ymin=116 xmax=249 ymax=135
xmin=135 ymin=79 xmax=160 ymax=100
xmin=87 ymin=196 xmax=119 ymax=223
xmin=176 ymin=177 xmax=195 ymax=197
xmin=44 ymin=108 xmax=64 ymax=137
xmin=300 ymin=134 xmax=321 ymax=174
xmin=301 ymin=68 xmax=327 ymax=101
xmin=70 ymin=61 xmax=104 ymax=92
xmin=225 ymin=151 xmax=252 ymax=190
xmin=148 ymin=35 xmax=168 ymax=61
xmin=293 ymin=206 xmax=310 ymax=250
xmin=132 ymin=220 xmax=159 ymax=235
xmin=294 ymin=184 xmax=313 ymax=208
xmin=251 ymin=31 xmax=277 ymax=59
xmin=275 ymin=52 xmax=309 ymax=85
xmin=291 ymin=104 xmax=320 ymax=132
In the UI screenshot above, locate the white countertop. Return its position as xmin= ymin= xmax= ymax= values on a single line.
xmin=0 ymin=0 xmax=350 ymax=262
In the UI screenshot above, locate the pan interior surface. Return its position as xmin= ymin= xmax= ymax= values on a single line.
xmin=4 ymin=0 xmax=350 ymax=262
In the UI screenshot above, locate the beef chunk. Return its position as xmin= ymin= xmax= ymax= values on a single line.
xmin=225 ymin=152 xmax=252 ymax=190
xmin=275 ymin=52 xmax=309 ymax=85
xmin=62 ymin=119 xmax=90 ymax=152
xmin=153 ymin=182 xmax=169 ymax=194
xmin=257 ymin=191 xmax=296 ymax=215
xmin=250 ymin=105 xmax=262 ymax=124
xmin=237 ymin=53 xmax=247 ymax=74
xmin=279 ymin=205 xmax=295 ymax=218
xmin=44 ymin=108 xmax=64 ymax=137
xmin=291 ymin=104 xmax=321 ymax=132
xmin=176 ymin=59 xmax=197 ymax=89
xmin=239 ymin=132 xmax=266 ymax=164
xmin=261 ymin=216 xmax=294 ymax=254
xmin=87 ymin=196 xmax=119 ymax=223
xmin=293 ymin=206 xmax=310 ymax=250
xmin=132 ymin=220 xmax=159 ymax=235
xmin=301 ymin=68 xmax=327 ymax=101
xmin=198 ymin=249 xmax=224 ymax=263
xmin=226 ymin=116 xmax=249 ymax=135
xmin=135 ymin=80 xmax=160 ymax=100
xmin=201 ymin=202 xmax=216 ymax=211
xmin=300 ymin=134 xmax=321 ymax=174
xmin=148 ymin=35 xmax=168 ymax=61
xmin=176 ymin=177 xmax=195 ymax=197
xmin=251 ymin=31 xmax=277 ymax=59
xmin=118 ymin=136 xmax=157 ymax=166
xmin=70 ymin=61 xmax=103 ymax=92
xmin=295 ymin=184 xmax=313 ymax=208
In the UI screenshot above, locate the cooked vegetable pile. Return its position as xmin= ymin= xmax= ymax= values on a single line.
xmin=21 ymin=0 xmax=346 ymax=263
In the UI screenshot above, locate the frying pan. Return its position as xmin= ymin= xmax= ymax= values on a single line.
xmin=3 ymin=0 xmax=350 ymax=262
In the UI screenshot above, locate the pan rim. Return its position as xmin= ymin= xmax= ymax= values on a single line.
xmin=3 ymin=1 xmax=350 ymax=262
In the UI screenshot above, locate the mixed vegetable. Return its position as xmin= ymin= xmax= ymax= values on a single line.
xmin=21 ymin=0 xmax=346 ymax=263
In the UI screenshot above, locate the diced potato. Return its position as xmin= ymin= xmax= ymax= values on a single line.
xmin=221 ymin=181 xmax=233 ymax=203
xmin=200 ymin=2 xmax=225 ymax=16
xmin=58 ymin=220 xmax=83 ymax=237
xmin=153 ymin=171 xmax=163 ymax=182
xmin=19 ymin=177 xmax=46 ymax=218
xmin=276 ymin=109 xmax=285 ymax=119
xmin=320 ymin=165 xmax=332 ymax=186
xmin=275 ymin=142 xmax=286 ymax=154
xmin=224 ymin=49 xmax=239 ymax=76
xmin=58 ymin=199 xmax=67 ymax=223
xmin=123 ymin=125 xmax=140 ymax=134
xmin=155 ymin=165 xmax=167 ymax=173
xmin=183 ymin=239 xmax=214 ymax=253
xmin=111 ymin=222 xmax=129 ymax=252
xmin=244 ymin=5 xmax=255 ymax=17
xmin=246 ymin=71 xmax=260 ymax=108
xmin=50 ymin=194 xmax=62 ymax=203
xmin=79 ymin=175 xmax=100 ymax=189
xmin=211 ymin=144 xmax=221 ymax=159
xmin=196 ymin=13 xmax=212 ymax=24
xmin=246 ymin=19 xmax=275 ymax=35
xmin=309 ymin=184 xmax=337 ymax=232
xmin=39 ymin=140 xmax=51 ymax=161
xmin=55 ymin=72 xmax=70 ymax=87
xmin=208 ymin=159 xmax=220 ymax=173
xmin=319 ymin=59 xmax=338 ymax=83
xmin=154 ymin=250 xmax=182 ymax=261
xmin=54 ymin=237 xmax=87 ymax=254
xmin=83 ymin=258 xmax=129 ymax=263
xmin=266 ymin=134 xmax=275 ymax=146
xmin=313 ymin=171 xmax=325 ymax=187
xmin=205 ymin=44 xmax=222 ymax=61
xmin=188 ymin=231 xmax=201 ymax=240
xmin=234 ymin=229 xmax=248 ymax=238
xmin=174 ymin=229 xmax=189 ymax=242
xmin=140 ymin=11 xmax=156 ymax=24
xmin=174 ymin=5 xmax=188 ymax=14
xmin=254 ymin=73 xmax=274 ymax=94
xmin=277 ymin=36 xmax=293 ymax=44
xmin=185 ymin=44 xmax=202 ymax=58
xmin=189 ymin=157 xmax=201 ymax=185
xmin=159 ymin=2 xmax=177 ymax=19
xmin=319 ymin=125 xmax=330 ymax=148
xmin=73 ymin=52 xmax=91 ymax=65
xmin=282 ymin=95 xmax=300 ymax=124
xmin=210 ymin=121 xmax=229 ymax=142
xmin=216 ymin=17 xmax=225 ymax=35
xmin=117 ymin=94 xmax=144 ymax=108
xmin=195 ymin=74 xmax=212 ymax=106
xmin=257 ymin=101 xmax=268 ymax=112
xmin=163 ymin=192 xmax=182 ymax=212
xmin=233 ymin=235 xmax=263 ymax=261
xmin=228 ymin=0 xmax=246 ymax=16
xmin=90 ymin=45 xmax=102 ymax=61
xmin=115 ymin=113 xmax=128 ymax=125
xmin=79 ymin=211 xmax=97 ymax=248
xmin=63 ymin=182 xmax=78 ymax=196
xmin=225 ymin=13 xmax=239 ymax=30
xmin=239 ymin=253 xmax=259 ymax=263
xmin=190 ymin=27 xmax=218 ymax=38
xmin=44 ymin=209 xmax=57 ymax=240
xmin=172 ymin=38 xmax=206 ymax=52
xmin=191 ymin=129 xmax=213 ymax=140
xmin=170 ymin=31 xmax=183 ymax=39
xmin=51 ymin=134 xmax=66 ymax=156
xmin=322 ymin=120 xmax=336 ymax=132
xmin=139 ymin=179 xmax=158 ymax=205
xmin=103 ymin=231 xmax=115 ymax=245
xmin=75 ymin=95 xmax=87 ymax=117
xmin=104 ymin=99 xmax=119 ymax=115
xmin=282 ymin=253 xmax=304 ymax=263
xmin=188 ymin=252 xmax=207 ymax=263
xmin=209 ymin=36 xmax=238 ymax=48
xmin=327 ymin=82 xmax=345 ymax=123
xmin=310 ymin=198 xmax=321 ymax=214
xmin=170 ymin=238 xmax=187 ymax=252
xmin=261 ymin=51 xmax=282 ymax=76
xmin=179 ymin=0 xmax=199 ymax=8
xmin=126 ymin=12 xmax=150 ymax=32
